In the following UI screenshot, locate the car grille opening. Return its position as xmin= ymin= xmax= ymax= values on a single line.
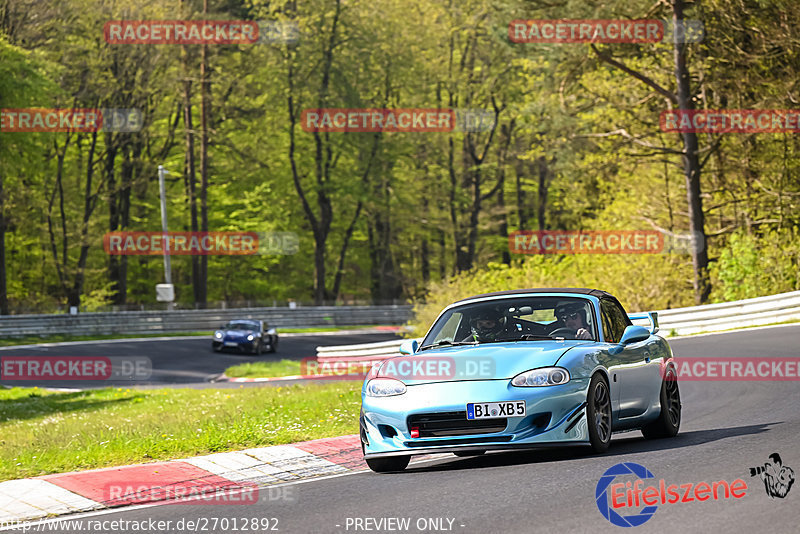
xmin=408 ymin=411 xmax=507 ymax=438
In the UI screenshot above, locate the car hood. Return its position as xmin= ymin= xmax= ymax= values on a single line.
xmin=374 ymin=341 xmax=593 ymax=385
xmin=222 ymin=329 xmax=256 ymax=338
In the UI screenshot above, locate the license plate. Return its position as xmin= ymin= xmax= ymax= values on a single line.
xmin=466 ymin=401 xmax=525 ymax=420
xmin=224 ymin=341 xmax=238 ymax=347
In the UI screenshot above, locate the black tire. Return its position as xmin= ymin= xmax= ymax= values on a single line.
xmin=365 ymin=455 xmax=410 ymax=473
xmin=255 ymin=340 xmax=262 ymax=355
xmin=586 ymin=373 xmax=612 ymax=453
xmin=641 ymin=368 xmax=681 ymax=439
xmin=212 ymin=343 xmax=222 ymax=353
xmin=454 ymin=450 xmax=485 ymax=457
xmin=268 ymin=337 xmax=278 ymax=353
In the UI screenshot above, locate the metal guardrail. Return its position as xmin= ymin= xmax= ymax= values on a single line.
xmin=0 ymin=305 xmax=413 ymax=337
xmin=316 ymin=290 xmax=800 ymax=361
xmin=648 ymin=290 xmax=800 ymax=336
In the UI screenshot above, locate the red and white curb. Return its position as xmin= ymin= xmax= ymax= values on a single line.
xmin=0 ymin=435 xmax=368 ymax=524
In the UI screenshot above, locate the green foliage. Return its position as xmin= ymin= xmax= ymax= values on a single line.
xmin=713 ymin=229 xmax=800 ymax=302
xmin=1 ymin=0 xmax=798 ymax=312
xmin=80 ymin=283 xmax=118 ymax=312
xmin=407 ymin=254 xmax=694 ymax=337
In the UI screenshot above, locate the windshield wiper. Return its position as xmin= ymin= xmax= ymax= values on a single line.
xmin=418 ymin=340 xmax=479 ymax=351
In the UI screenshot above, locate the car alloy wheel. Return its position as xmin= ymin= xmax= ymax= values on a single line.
xmin=665 ymin=375 xmax=681 ymax=427
xmin=586 ymin=374 xmax=611 ymax=453
xmin=642 ymin=368 xmax=681 ymax=439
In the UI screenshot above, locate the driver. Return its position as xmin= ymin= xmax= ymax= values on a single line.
xmin=467 ymin=308 xmax=507 ymax=342
xmin=554 ymin=303 xmax=593 ymax=340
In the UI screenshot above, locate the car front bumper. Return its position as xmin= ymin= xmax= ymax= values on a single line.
xmin=213 ymin=339 xmax=258 ymax=350
xmin=361 ymin=377 xmax=591 ymax=458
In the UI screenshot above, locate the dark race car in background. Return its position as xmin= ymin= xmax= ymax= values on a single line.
xmin=212 ymin=319 xmax=278 ymax=354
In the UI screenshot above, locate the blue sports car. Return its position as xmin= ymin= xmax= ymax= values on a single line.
xmin=360 ymin=288 xmax=680 ymax=472
xmin=212 ymin=319 xmax=278 ymax=355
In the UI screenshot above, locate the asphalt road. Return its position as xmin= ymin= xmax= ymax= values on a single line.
xmin=14 ymin=324 xmax=800 ymax=533
xmin=0 ymin=332 xmax=400 ymax=389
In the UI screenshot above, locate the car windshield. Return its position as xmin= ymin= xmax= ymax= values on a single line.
xmin=225 ymin=322 xmax=258 ymax=331
xmin=421 ymin=296 xmax=597 ymax=346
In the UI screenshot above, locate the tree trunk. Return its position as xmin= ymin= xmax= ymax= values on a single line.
xmin=673 ymin=0 xmax=710 ymax=304
xmin=285 ymin=0 xmax=341 ymax=305
xmin=536 ymin=156 xmax=549 ymax=231
xmin=197 ymin=0 xmax=210 ymax=308
xmin=0 ymin=164 xmax=7 ymax=315
xmin=181 ymin=39 xmax=200 ymax=306
xmin=107 ymin=139 xmax=122 ymax=303
xmin=515 ymin=159 xmax=528 ymax=230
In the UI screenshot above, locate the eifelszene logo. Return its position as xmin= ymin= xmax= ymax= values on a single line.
xmin=595 ymin=462 xmax=748 ymax=527
xmin=749 ymin=453 xmax=795 ymax=499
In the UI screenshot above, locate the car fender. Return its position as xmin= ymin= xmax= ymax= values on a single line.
xmin=556 ymin=346 xmax=617 ymax=415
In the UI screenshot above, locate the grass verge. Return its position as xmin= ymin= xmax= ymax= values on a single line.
xmin=0 ymin=325 xmax=398 ymax=348
xmin=224 ymin=360 xmax=304 ymax=378
xmin=0 ymin=383 xmax=360 ymax=482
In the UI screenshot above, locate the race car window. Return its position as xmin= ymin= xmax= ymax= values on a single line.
xmin=227 ymin=322 xmax=257 ymax=331
xmin=600 ymin=308 xmax=615 ymax=343
xmin=432 ymin=312 xmax=463 ymax=344
xmin=423 ymin=297 xmax=598 ymax=345
xmin=600 ymin=299 xmax=630 ymax=343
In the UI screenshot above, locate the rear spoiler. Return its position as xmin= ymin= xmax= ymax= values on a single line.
xmin=628 ymin=312 xmax=659 ymax=335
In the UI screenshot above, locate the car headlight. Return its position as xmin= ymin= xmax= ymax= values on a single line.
xmin=365 ymin=378 xmax=407 ymax=397
xmin=247 ymin=334 xmax=255 ymax=341
xmin=214 ymin=331 xmax=223 ymax=339
xmin=511 ymin=367 xmax=570 ymax=387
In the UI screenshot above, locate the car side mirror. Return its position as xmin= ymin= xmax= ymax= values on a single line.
xmin=398 ymin=339 xmax=419 ymax=355
xmin=619 ymin=325 xmax=650 ymax=345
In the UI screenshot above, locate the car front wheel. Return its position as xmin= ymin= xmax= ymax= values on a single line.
xmin=365 ymin=456 xmax=410 ymax=473
xmin=586 ymin=373 xmax=612 ymax=453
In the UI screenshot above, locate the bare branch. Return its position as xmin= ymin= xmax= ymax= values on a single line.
xmin=590 ymin=44 xmax=678 ymax=105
